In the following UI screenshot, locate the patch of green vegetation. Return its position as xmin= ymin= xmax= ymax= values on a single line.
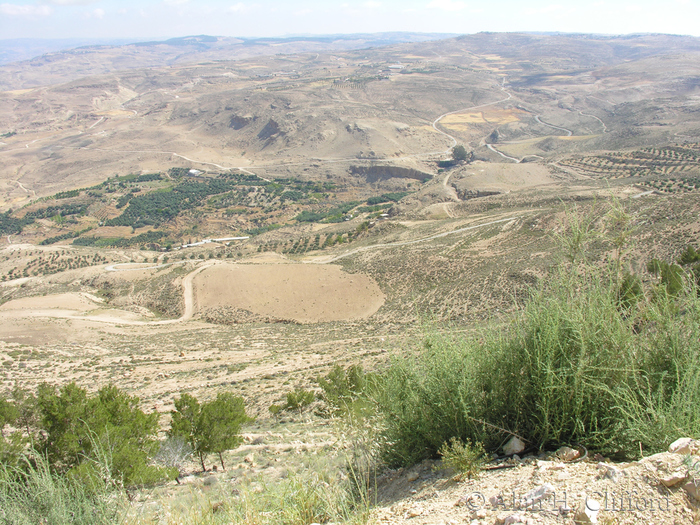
xmin=39 ymin=227 xmax=94 ymax=246
xmin=53 ymin=189 xmax=81 ymax=200
xmin=245 ymin=223 xmax=282 ymax=236
xmin=366 ymin=192 xmax=409 ymax=205
xmin=438 ymin=437 xmax=486 ymax=480
xmin=0 ymin=211 xmax=31 ymax=236
xmin=377 ymin=255 xmax=700 ymax=466
xmin=296 ymin=201 xmax=360 ymax=223
xmin=317 ymin=365 xmax=377 ymax=418
xmin=73 ymin=230 xmax=170 ymax=248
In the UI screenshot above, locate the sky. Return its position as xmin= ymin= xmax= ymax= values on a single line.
xmin=1 ymin=0 xmax=699 ymax=41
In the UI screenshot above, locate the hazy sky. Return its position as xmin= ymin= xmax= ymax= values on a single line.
xmin=1 ymin=0 xmax=699 ymax=40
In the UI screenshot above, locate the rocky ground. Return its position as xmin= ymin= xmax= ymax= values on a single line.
xmin=371 ymin=438 xmax=700 ymax=525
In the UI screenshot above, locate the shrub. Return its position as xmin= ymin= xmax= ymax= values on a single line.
xmin=0 ymin=449 xmax=127 ymax=525
xmin=377 ymin=264 xmax=700 ymax=466
xmin=37 ymin=383 xmax=166 ymax=488
xmin=283 ymin=389 xmax=315 ymax=412
xmin=317 ymin=365 xmax=376 ymax=418
xmin=438 ymin=437 xmax=486 ymax=480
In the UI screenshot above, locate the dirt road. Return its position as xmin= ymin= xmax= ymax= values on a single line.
xmin=311 ymin=216 xmax=522 ymax=264
xmin=13 ymin=261 xmax=217 ymax=326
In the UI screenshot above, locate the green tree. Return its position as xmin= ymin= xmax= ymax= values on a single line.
xmin=199 ymin=392 xmax=251 ymax=471
xmin=0 ymin=395 xmax=19 ymax=437
xmin=0 ymin=394 xmax=20 ymax=464
xmin=452 ymin=145 xmax=469 ymax=162
xmin=170 ymin=392 xmax=250 ymax=472
xmin=11 ymin=387 xmax=39 ymax=436
xmin=37 ymin=383 xmax=164 ymax=487
xmin=169 ymin=394 xmax=205 ymax=470
xmin=37 ymin=382 xmax=89 ymax=467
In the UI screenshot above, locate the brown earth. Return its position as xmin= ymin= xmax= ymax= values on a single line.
xmin=192 ymin=260 xmax=385 ymax=324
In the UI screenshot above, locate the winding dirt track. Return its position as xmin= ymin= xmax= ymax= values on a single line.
xmin=16 ymin=261 xmax=216 ymax=326
xmin=310 ymin=216 xmax=521 ymax=264
xmin=9 ymin=217 xmax=524 ymax=326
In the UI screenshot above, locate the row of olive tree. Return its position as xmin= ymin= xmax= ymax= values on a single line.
xmin=0 ymin=383 xmax=250 ymax=488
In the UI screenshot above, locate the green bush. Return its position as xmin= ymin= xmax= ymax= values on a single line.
xmin=37 ymin=383 xmax=166 ymax=488
xmin=317 ymin=365 xmax=376 ymax=418
xmin=283 ymin=389 xmax=315 ymax=411
xmin=377 ymin=264 xmax=700 ymax=466
xmin=438 ymin=437 xmax=486 ymax=480
xmin=0 ymin=450 xmax=127 ymax=525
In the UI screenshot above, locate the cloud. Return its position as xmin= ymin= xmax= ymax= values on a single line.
xmin=229 ymin=2 xmax=251 ymax=13
xmin=0 ymin=4 xmax=53 ymax=16
xmin=364 ymin=1 xmax=381 ymax=7
xmin=426 ymin=0 xmax=466 ymax=11
xmin=163 ymin=0 xmax=189 ymax=5
xmin=48 ymin=0 xmax=99 ymax=5
xmin=83 ymin=7 xmax=105 ymax=18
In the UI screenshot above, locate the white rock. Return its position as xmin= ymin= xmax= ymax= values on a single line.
xmin=503 ymin=436 xmax=526 ymax=456
xmin=669 ymin=437 xmax=695 ymax=454
xmin=522 ymin=483 xmax=555 ymax=508
xmin=469 ymin=509 xmax=488 ymax=519
xmin=661 ymin=470 xmax=688 ymax=487
xmin=407 ymin=471 xmax=420 ymax=482
xmin=495 ymin=513 xmax=524 ymax=525
xmin=574 ymin=498 xmax=600 ymax=524
xmin=556 ymin=446 xmax=580 ymax=462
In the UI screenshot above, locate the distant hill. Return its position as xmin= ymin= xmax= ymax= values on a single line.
xmin=0 ymin=38 xmax=138 ymax=66
xmin=0 ymin=33 xmax=458 ymax=90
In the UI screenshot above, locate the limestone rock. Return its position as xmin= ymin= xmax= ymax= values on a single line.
xmin=660 ymin=470 xmax=688 ymax=487
xmin=574 ymin=498 xmax=600 ymax=524
xmin=669 ymin=437 xmax=695 ymax=454
xmin=556 ymin=446 xmax=580 ymax=462
xmin=503 ymin=436 xmax=526 ymax=456
xmin=495 ymin=512 xmax=532 ymax=525
xmin=522 ymin=483 xmax=555 ymax=508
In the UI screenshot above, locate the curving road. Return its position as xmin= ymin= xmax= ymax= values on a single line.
xmin=534 ymin=115 xmax=572 ymax=136
xmin=579 ymin=111 xmax=607 ymax=133
xmin=430 ymin=89 xmax=513 ymax=156
xmin=16 ymin=261 xmax=216 ymax=326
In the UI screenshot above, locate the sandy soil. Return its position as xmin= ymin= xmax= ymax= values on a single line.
xmin=0 ymin=292 xmax=102 ymax=311
xmin=453 ymin=162 xmax=559 ymax=193
xmin=193 ymin=262 xmax=385 ymax=324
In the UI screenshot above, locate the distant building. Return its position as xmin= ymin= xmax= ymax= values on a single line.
xmin=188 ymin=169 xmax=202 ymax=176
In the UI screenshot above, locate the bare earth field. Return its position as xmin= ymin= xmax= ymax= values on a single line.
xmin=194 ymin=260 xmax=384 ymax=324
